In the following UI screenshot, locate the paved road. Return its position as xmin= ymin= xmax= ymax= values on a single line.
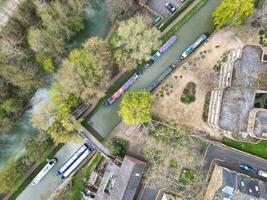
xmin=204 ymin=143 xmax=267 ymax=181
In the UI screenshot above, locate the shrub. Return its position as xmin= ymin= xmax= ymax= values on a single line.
xmin=110 ymin=137 xmax=129 ymax=157
xmin=144 ymin=148 xmax=162 ymax=162
xmin=179 ymin=168 xmax=194 ymax=185
xmin=180 ymin=82 xmax=196 ymax=104
xmin=169 ymin=159 xmax=179 ymax=168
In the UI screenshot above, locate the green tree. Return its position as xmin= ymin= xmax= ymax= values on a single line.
xmin=31 ymin=83 xmax=81 ymax=143
xmin=118 ymin=89 xmax=153 ymax=125
xmin=111 ymin=16 xmax=161 ymax=70
xmin=58 ymin=37 xmax=113 ymax=101
xmin=213 ymin=0 xmax=254 ymax=29
xmin=35 ymin=54 xmax=55 ymax=73
xmin=28 ymin=0 xmax=85 ymax=58
xmin=2 ymin=99 xmax=23 ymax=114
xmin=108 ymin=0 xmax=134 ymax=23
xmin=110 ymin=137 xmax=129 ymax=157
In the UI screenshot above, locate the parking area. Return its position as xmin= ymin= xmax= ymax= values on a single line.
xmin=147 ymin=0 xmax=185 ymax=19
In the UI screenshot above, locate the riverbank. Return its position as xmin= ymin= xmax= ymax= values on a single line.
xmin=83 ymin=0 xmax=223 ymax=139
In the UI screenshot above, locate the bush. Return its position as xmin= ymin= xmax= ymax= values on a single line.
xmin=180 ymin=82 xmax=196 ymax=104
xmin=144 ymin=147 xmax=162 ymax=162
xmin=110 ymin=137 xmax=129 ymax=157
xmin=179 ymin=168 xmax=194 ymax=185
xmin=169 ymin=159 xmax=179 ymax=168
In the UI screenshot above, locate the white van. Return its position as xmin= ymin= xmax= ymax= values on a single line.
xmin=258 ymin=170 xmax=267 ymax=178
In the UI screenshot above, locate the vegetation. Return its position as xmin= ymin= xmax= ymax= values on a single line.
xmin=108 ymin=0 xmax=134 ymax=23
xmin=0 ymin=0 xmax=86 ymax=134
xmin=202 ymin=91 xmax=211 ymax=122
xmin=31 ymin=83 xmax=81 ymax=143
xmin=110 ymin=16 xmax=161 ymax=70
xmin=0 ymin=134 xmax=57 ymax=194
xmin=180 ymin=82 xmax=196 ymax=104
xmin=110 ymin=137 xmax=129 ymax=157
xmin=9 ymin=143 xmax=63 ymax=200
xmin=161 ymin=0 xmax=209 ymax=43
xmin=58 ymin=37 xmax=113 ymax=101
xmin=148 ymin=123 xmax=193 ymax=148
xmin=144 ymin=122 xmax=207 ymax=199
xmin=223 ymin=137 xmax=267 ymax=159
xmin=213 ymin=0 xmax=254 ymax=29
xmin=57 ymin=153 xmax=102 ymax=200
xmin=159 ymin=0 xmax=195 ymax=31
xmin=119 ymin=89 xmax=153 ymax=125
xmin=28 ymin=0 xmax=85 ymax=58
xmin=144 ymin=148 xmax=162 ymax=163
xmin=179 ymin=168 xmax=195 ymax=185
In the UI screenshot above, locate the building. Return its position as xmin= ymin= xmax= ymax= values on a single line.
xmin=85 ymin=155 xmax=146 ymax=200
xmin=205 ymin=165 xmax=267 ymax=200
xmin=208 ymin=45 xmax=267 ymax=140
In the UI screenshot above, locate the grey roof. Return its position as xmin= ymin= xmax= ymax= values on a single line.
xmin=95 ymin=155 xmax=146 ymax=200
xmin=215 ymin=167 xmax=267 ymax=200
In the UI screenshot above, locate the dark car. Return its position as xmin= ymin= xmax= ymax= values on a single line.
xmin=240 ymin=164 xmax=255 ymax=173
xmin=165 ymin=2 xmax=176 ymax=13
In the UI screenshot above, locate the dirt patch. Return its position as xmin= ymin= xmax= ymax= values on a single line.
xmin=152 ymin=30 xmax=243 ymax=131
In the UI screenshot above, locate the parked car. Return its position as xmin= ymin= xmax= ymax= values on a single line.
xmin=153 ymin=16 xmax=162 ymax=25
xmin=240 ymin=164 xmax=255 ymax=173
xmin=165 ymin=2 xmax=177 ymax=13
xmin=258 ymin=170 xmax=267 ymax=178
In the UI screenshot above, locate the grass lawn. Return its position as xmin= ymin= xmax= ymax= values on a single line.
xmin=61 ymin=152 xmax=103 ymax=200
xmin=161 ymin=0 xmax=209 ymax=43
xmin=223 ymin=137 xmax=267 ymax=159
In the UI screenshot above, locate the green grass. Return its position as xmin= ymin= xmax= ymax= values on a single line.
xmin=62 ymin=153 xmax=103 ymax=200
xmin=223 ymin=137 xmax=267 ymax=159
xmin=179 ymin=168 xmax=194 ymax=185
xmin=9 ymin=144 xmax=64 ymax=200
xmin=159 ymin=0 xmax=195 ymax=31
xmin=161 ymin=0 xmax=209 ymax=43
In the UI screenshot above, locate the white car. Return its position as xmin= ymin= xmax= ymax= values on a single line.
xmin=258 ymin=170 xmax=267 ymax=178
xmin=165 ymin=2 xmax=177 ymax=13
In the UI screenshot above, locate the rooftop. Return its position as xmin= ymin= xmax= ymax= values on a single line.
xmin=95 ymin=155 xmax=146 ymax=200
xmin=205 ymin=165 xmax=267 ymax=200
xmin=219 ymin=45 xmax=267 ymax=136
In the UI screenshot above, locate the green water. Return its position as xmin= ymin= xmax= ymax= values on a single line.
xmin=85 ymin=0 xmax=223 ymax=138
xmin=0 ymin=0 xmax=111 ymax=169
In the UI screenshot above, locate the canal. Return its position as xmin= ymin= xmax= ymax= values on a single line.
xmin=0 ymin=0 xmax=111 ymax=169
xmin=84 ymin=0 xmax=223 ymax=139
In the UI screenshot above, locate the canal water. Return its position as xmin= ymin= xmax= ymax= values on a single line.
xmin=0 ymin=0 xmax=111 ymax=169
xmin=85 ymin=0 xmax=223 ymax=139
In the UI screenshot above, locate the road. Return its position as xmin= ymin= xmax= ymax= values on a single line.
xmin=204 ymin=143 xmax=267 ymax=181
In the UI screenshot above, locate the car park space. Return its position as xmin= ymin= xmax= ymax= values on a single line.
xmin=147 ymin=0 xmax=185 ymax=19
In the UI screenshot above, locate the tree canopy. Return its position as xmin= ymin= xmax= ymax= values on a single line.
xmin=28 ymin=0 xmax=85 ymax=58
xmin=57 ymin=37 xmax=113 ymax=101
xmin=213 ymin=0 xmax=254 ymax=29
xmin=31 ymin=83 xmax=81 ymax=143
xmin=118 ymin=89 xmax=153 ymax=125
xmin=110 ymin=16 xmax=161 ymax=70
